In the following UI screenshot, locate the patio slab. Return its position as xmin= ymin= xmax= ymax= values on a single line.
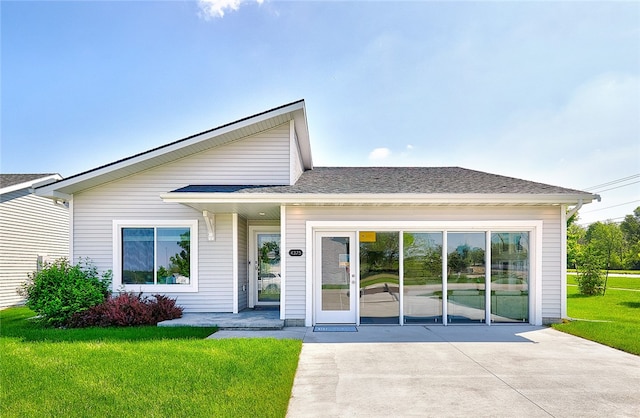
xmin=287 ymin=326 xmax=640 ymax=417
xmin=157 ymin=310 xmax=284 ymax=329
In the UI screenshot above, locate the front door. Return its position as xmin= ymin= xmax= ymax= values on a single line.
xmin=314 ymin=231 xmax=357 ymax=324
xmin=250 ymin=227 xmax=281 ymax=306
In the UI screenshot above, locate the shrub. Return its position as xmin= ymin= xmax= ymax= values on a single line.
xmin=20 ymin=258 xmax=111 ymax=327
xmin=69 ymin=293 xmax=183 ymax=327
xmin=576 ymin=251 xmax=604 ymax=296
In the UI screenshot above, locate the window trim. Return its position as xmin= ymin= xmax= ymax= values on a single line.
xmin=113 ymin=220 xmax=199 ymax=293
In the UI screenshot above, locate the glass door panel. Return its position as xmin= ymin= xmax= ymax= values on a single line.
xmin=447 ymin=232 xmax=486 ymax=323
xmin=315 ymin=232 xmax=356 ymax=324
xmin=403 ymin=232 xmax=443 ymax=324
xmin=257 ymin=233 xmax=281 ymax=303
xmin=359 ymin=231 xmax=400 ymax=324
xmin=491 ymin=232 xmax=529 ymax=322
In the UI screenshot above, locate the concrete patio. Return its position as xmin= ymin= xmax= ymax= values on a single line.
xmin=157 ymin=309 xmax=284 ymax=329
xmin=206 ymin=325 xmax=640 ymax=417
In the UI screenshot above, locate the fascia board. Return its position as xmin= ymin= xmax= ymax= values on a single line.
xmin=293 ymin=106 xmax=312 ymax=169
xmin=1 ymin=174 xmax=62 ymax=195
xmin=160 ymin=192 xmax=597 ymax=205
xmin=35 ymin=101 xmax=306 ymax=195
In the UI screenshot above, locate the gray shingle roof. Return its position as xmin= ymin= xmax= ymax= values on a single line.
xmin=0 ymin=174 xmax=58 ymax=189
xmin=173 ymin=167 xmax=589 ymax=195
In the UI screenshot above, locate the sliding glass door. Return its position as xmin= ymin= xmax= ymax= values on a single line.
xmin=313 ymin=227 xmax=532 ymax=326
xmin=491 ymin=232 xmax=529 ymax=323
xmin=447 ymin=232 xmax=486 ymax=324
xmin=403 ymin=232 xmax=443 ymax=323
xmin=359 ymin=231 xmax=400 ymax=324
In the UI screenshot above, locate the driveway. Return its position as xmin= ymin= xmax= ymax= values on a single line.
xmin=285 ymin=326 xmax=640 ymax=417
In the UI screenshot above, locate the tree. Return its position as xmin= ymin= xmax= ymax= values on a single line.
xmin=620 ymin=206 xmax=640 ymax=269
xmin=170 ymin=231 xmax=191 ymax=277
xmin=584 ymin=221 xmax=623 ymax=294
xmin=575 ymin=248 xmax=604 ymax=295
xmin=567 ymin=214 xmax=586 ymax=269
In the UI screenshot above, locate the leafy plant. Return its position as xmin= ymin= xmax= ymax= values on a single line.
xmin=575 ymin=250 xmax=604 ymax=295
xmin=68 ymin=292 xmax=183 ymax=327
xmin=19 ymin=258 xmax=111 ymax=327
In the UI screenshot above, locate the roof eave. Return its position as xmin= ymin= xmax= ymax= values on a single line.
xmin=160 ymin=192 xmax=597 ymax=206
xmin=1 ymin=174 xmax=62 ymax=195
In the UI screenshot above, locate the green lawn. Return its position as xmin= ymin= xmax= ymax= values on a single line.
xmin=553 ymin=277 xmax=640 ymax=355
xmin=1 ymin=307 xmax=302 ymax=417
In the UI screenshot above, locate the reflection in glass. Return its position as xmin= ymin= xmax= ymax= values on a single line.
xmin=447 ymin=232 xmax=486 ymax=323
xmin=321 ymin=237 xmax=350 ymax=311
xmin=157 ymin=228 xmax=190 ymax=284
xmin=491 ymin=232 xmax=529 ymax=322
xmin=258 ymin=233 xmax=281 ymax=302
xmin=122 ymin=228 xmax=154 ymax=284
xmin=360 ymin=232 xmax=400 ymax=324
xmin=403 ymin=232 xmax=443 ymax=323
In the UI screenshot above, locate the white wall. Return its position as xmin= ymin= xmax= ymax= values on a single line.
xmin=283 ymin=205 xmax=562 ymax=322
xmin=0 ymin=190 xmax=69 ymax=308
xmin=71 ymin=124 xmax=291 ymax=312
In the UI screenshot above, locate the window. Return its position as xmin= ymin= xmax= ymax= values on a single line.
xmin=490 ymin=232 xmax=529 ymax=322
xmin=113 ymin=220 xmax=198 ymax=292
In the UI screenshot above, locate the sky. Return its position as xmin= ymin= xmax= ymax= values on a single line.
xmin=1 ymin=0 xmax=639 ymax=226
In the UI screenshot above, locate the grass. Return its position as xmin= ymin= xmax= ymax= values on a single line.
xmin=566 ymin=275 xmax=640 ymax=290
xmin=1 ymin=307 xmax=302 ymax=417
xmin=553 ymin=277 xmax=640 ymax=355
xmin=567 ymin=268 xmax=640 ymax=275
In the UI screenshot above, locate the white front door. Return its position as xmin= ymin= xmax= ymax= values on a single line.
xmin=314 ymin=231 xmax=357 ymax=324
xmin=250 ymin=227 xmax=281 ymax=307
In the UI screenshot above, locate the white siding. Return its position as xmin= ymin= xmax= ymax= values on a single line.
xmin=0 ymin=190 xmax=69 ymax=307
xmin=71 ymin=125 xmax=292 ymax=312
xmin=283 ymin=205 xmax=562 ymax=321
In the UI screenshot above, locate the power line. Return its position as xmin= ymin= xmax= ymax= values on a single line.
xmin=592 ymin=180 xmax=640 ymax=194
xmin=577 ymin=216 xmax=625 ymax=226
xmin=584 ymin=173 xmax=640 ymax=191
xmin=581 ymin=199 xmax=640 ymax=213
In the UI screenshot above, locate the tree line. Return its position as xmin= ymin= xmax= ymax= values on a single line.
xmin=568 ymin=206 xmax=640 ymax=294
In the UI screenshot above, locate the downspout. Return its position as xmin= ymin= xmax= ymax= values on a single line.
xmin=566 ymin=194 xmax=601 ymax=220
xmin=566 ymin=199 xmax=583 ymax=220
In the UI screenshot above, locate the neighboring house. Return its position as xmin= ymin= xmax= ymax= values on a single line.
xmin=36 ymin=100 xmax=597 ymax=326
xmin=1 ymin=174 xmax=69 ymax=308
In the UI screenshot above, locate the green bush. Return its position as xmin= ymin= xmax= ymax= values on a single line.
xmin=20 ymin=258 xmax=111 ymax=326
xmin=576 ymin=251 xmax=604 ymax=296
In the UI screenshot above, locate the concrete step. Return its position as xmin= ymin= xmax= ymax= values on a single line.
xmin=157 ymin=311 xmax=284 ymax=330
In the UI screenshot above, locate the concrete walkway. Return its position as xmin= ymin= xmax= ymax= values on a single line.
xmin=211 ymin=325 xmax=640 ymax=417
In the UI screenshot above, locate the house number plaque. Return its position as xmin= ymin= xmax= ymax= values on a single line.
xmin=289 ymin=249 xmax=303 ymax=257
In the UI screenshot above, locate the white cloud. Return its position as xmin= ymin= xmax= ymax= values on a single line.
xmin=198 ymin=0 xmax=263 ymax=19
xmin=369 ymin=147 xmax=391 ymax=161
xmin=406 ymin=144 xmax=414 ymax=150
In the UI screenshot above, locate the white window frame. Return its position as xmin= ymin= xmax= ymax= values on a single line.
xmin=113 ymin=220 xmax=199 ymax=293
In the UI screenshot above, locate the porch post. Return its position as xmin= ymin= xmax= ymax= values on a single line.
xmin=280 ymin=205 xmax=287 ymax=321
xmin=232 ymin=213 xmax=239 ymax=314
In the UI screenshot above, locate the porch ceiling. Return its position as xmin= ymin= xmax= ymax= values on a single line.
xmin=179 ymin=202 xmax=282 ymax=220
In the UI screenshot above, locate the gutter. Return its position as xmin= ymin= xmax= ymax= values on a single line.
xmin=566 ymin=194 xmax=601 ymax=219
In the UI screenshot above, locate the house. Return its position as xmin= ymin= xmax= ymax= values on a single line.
xmin=35 ymin=100 xmax=597 ymax=326
xmin=1 ymin=174 xmax=69 ymax=308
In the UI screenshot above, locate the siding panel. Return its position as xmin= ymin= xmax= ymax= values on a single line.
xmin=0 ymin=190 xmax=69 ymax=307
